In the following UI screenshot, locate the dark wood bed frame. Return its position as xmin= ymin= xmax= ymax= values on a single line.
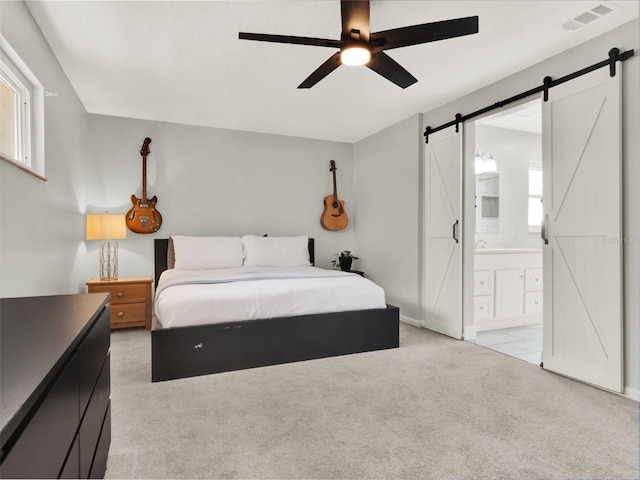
xmin=151 ymin=238 xmax=399 ymax=382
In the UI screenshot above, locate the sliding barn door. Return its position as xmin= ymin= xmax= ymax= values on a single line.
xmin=424 ymin=127 xmax=463 ymax=339
xmin=542 ymin=67 xmax=623 ymax=392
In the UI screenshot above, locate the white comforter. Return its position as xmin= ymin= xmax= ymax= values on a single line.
xmin=154 ymin=266 xmax=387 ymax=328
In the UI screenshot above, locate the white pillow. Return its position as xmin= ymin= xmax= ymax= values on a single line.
xmin=242 ymin=235 xmax=310 ymax=267
xmin=171 ymin=236 xmax=244 ymax=269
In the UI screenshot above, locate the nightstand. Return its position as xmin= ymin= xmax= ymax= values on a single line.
xmin=86 ymin=277 xmax=153 ymax=330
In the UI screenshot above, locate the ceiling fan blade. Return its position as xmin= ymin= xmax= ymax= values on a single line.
xmin=341 ymin=0 xmax=370 ymax=41
xmin=366 ymin=52 xmax=417 ymax=89
xmin=298 ymin=52 xmax=343 ymax=89
xmin=239 ymin=32 xmax=342 ymax=49
xmin=371 ymin=16 xmax=479 ymax=50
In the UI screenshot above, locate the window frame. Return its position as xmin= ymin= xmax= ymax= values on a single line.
xmin=0 ymin=34 xmax=46 ymax=181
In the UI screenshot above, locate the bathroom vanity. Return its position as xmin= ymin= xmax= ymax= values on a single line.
xmin=473 ymin=249 xmax=542 ymax=331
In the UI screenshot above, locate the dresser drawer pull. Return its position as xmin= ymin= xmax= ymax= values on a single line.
xmin=117 ymin=311 xmax=125 ymax=317
xmin=117 ymin=292 xmax=124 ymax=297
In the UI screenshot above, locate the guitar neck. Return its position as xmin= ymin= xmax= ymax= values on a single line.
xmin=141 ymin=156 xmax=148 ymax=201
xmin=332 ymin=169 xmax=338 ymax=202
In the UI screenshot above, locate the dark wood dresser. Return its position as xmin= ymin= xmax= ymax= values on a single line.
xmin=0 ymin=293 xmax=111 ymax=479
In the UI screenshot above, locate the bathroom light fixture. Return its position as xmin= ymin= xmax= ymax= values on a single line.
xmin=340 ymin=44 xmax=371 ymax=66
xmin=475 ymin=151 xmax=497 ymax=174
xmin=86 ymin=212 xmax=127 ymax=280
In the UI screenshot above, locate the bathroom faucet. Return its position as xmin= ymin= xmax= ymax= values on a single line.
xmin=475 ymin=239 xmax=487 ymax=249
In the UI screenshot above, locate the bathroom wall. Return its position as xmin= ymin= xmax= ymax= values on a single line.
xmin=474 ymin=124 xmax=542 ymax=249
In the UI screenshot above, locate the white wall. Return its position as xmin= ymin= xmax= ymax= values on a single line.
xmin=353 ymin=115 xmax=422 ymax=319
xmin=0 ymin=1 xmax=90 ymax=297
xmin=85 ymin=114 xmax=356 ymax=280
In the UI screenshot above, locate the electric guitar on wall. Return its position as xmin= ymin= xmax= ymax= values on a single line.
xmin=320 ymin=160 xmax=348 ymax=231
xmin=126 ymin=137 xmax=163 ymax=234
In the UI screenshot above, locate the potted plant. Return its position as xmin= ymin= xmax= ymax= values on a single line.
xmin=332 ymin=250 xmax=359 ymax=272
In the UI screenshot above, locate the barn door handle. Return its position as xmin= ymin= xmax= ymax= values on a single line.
xmin=541 ymin=214 xmax=549 ymax=245
xmin=452 ymin=220 xmax=459 ymax=244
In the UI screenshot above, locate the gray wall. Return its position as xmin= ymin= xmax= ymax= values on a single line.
xmin=0 ymin=1 xmax=90 ymax=297
xmin=353 ymin=115 xmax=422 ymax=320
xmin=85 ymin=115 xmax=356 ymax=280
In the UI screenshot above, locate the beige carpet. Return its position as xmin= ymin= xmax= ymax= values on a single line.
xmin=106 ymin=323 xmax=639 ymax=479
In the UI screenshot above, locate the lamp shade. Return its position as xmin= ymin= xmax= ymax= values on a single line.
xmin=86 ymin=214 xmax=127 ymax=240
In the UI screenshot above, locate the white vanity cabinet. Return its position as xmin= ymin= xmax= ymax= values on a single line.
xmin=473 ymin=250 xmax=542 ymax=331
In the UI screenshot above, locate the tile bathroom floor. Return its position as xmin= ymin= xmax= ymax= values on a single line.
xmin=472 ymin=325 xmax=543 ymax=365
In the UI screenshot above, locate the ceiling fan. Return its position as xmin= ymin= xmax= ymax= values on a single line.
xmin=239 ymin=1 xmax=478 ymax=89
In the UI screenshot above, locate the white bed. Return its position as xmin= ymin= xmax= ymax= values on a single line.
xmin=155 ymin=266 xmax=387 ymax=328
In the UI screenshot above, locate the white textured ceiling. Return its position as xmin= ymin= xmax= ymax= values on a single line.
xmin=26 ymin=0 xmax=639 ymax=143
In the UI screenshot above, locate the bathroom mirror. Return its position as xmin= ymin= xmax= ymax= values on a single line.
xmin=476 ymin=172 xmax=499 ymax=233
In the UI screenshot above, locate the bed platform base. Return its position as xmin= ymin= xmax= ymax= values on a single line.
xmin=151 ymin=305 xmax=399 ymax=382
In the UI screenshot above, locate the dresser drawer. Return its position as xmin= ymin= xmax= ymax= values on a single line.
xmin=1 ymin=354 xmax=80 ymax=479
xmin=90 ymin=283 xmax=147 ymax=304
xmin=79 ymin=355 xmax=110 ymax=478
xmin=111 ymin=303 xmax=147 ymax=327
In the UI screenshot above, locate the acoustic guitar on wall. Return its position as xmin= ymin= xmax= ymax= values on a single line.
xmin=126 ymin=137 xmax=163 ymax=234
xmin=320 ymin=160 xmax=348 ymax=231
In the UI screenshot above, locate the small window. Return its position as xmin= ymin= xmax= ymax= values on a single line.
xmin=0 ymin=34 xmax=45 ymax=180
xmin=1 ymin=61 xmax=31 ymax=165
xmin=528 ymin=167 xmax=543 ymax=231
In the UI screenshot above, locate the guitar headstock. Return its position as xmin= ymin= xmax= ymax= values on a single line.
xmin=330 ymin=160 xmax=336 ymax=172
xmin=140 ymin=137 xmax=152 ymax=157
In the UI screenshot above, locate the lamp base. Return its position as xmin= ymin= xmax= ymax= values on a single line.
xmin=99 ymin=241 xmax=119 ymax=280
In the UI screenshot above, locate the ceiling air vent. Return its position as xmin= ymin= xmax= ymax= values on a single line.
xmin=561 ymin=2 xmax=619 ymax=32
xmin=561 ymin=20 xmax=583 ymax=31
xmin=591 ymin=4 xmax=614 ymax=16
xmin=574 ymin=11 xmax=599 ymax=24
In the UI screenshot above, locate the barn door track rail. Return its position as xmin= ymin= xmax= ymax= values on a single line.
xmin=423 ymin=47 xmax=634 ymax=143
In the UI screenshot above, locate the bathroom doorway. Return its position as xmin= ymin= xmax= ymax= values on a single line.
xmin=464 ymin=99 xmax=544 ymax=365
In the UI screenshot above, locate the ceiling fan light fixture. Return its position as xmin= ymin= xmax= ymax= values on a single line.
xmin=340 ymin=45 xmax=371 ymax=66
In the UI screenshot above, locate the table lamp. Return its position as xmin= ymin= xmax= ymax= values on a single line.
xmin=86 ymin=213 xmax=127 ymax=280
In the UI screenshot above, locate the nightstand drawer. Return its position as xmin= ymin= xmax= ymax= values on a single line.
xmin=91 ymin=283 xmax=147 ymax=304
xmin=110 ymin=303 xmax=147 ymax=326
xmin=86 ymin=277 xmax=153 ymax=330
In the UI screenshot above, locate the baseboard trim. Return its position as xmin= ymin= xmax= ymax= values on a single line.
xmin=624 ymin=386 xmax=640 ymax=402
xmin=463 ymin=325 xmax=476 ymax=341
xmin=400 ymin=315 xmax=423 ymax=328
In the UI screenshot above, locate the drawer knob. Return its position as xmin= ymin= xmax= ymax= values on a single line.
xmin=479 ymin=306 xmax=484 ymax=310
xmin=117 ymin=292 xmax=124 ymax=297
xmin=534 ymin=301 xmax=539 ymax=305
xmin=117 ymin=311 xmax=125 ymax=317
xmin=480 ymin=281 xmax=484 ymax=285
